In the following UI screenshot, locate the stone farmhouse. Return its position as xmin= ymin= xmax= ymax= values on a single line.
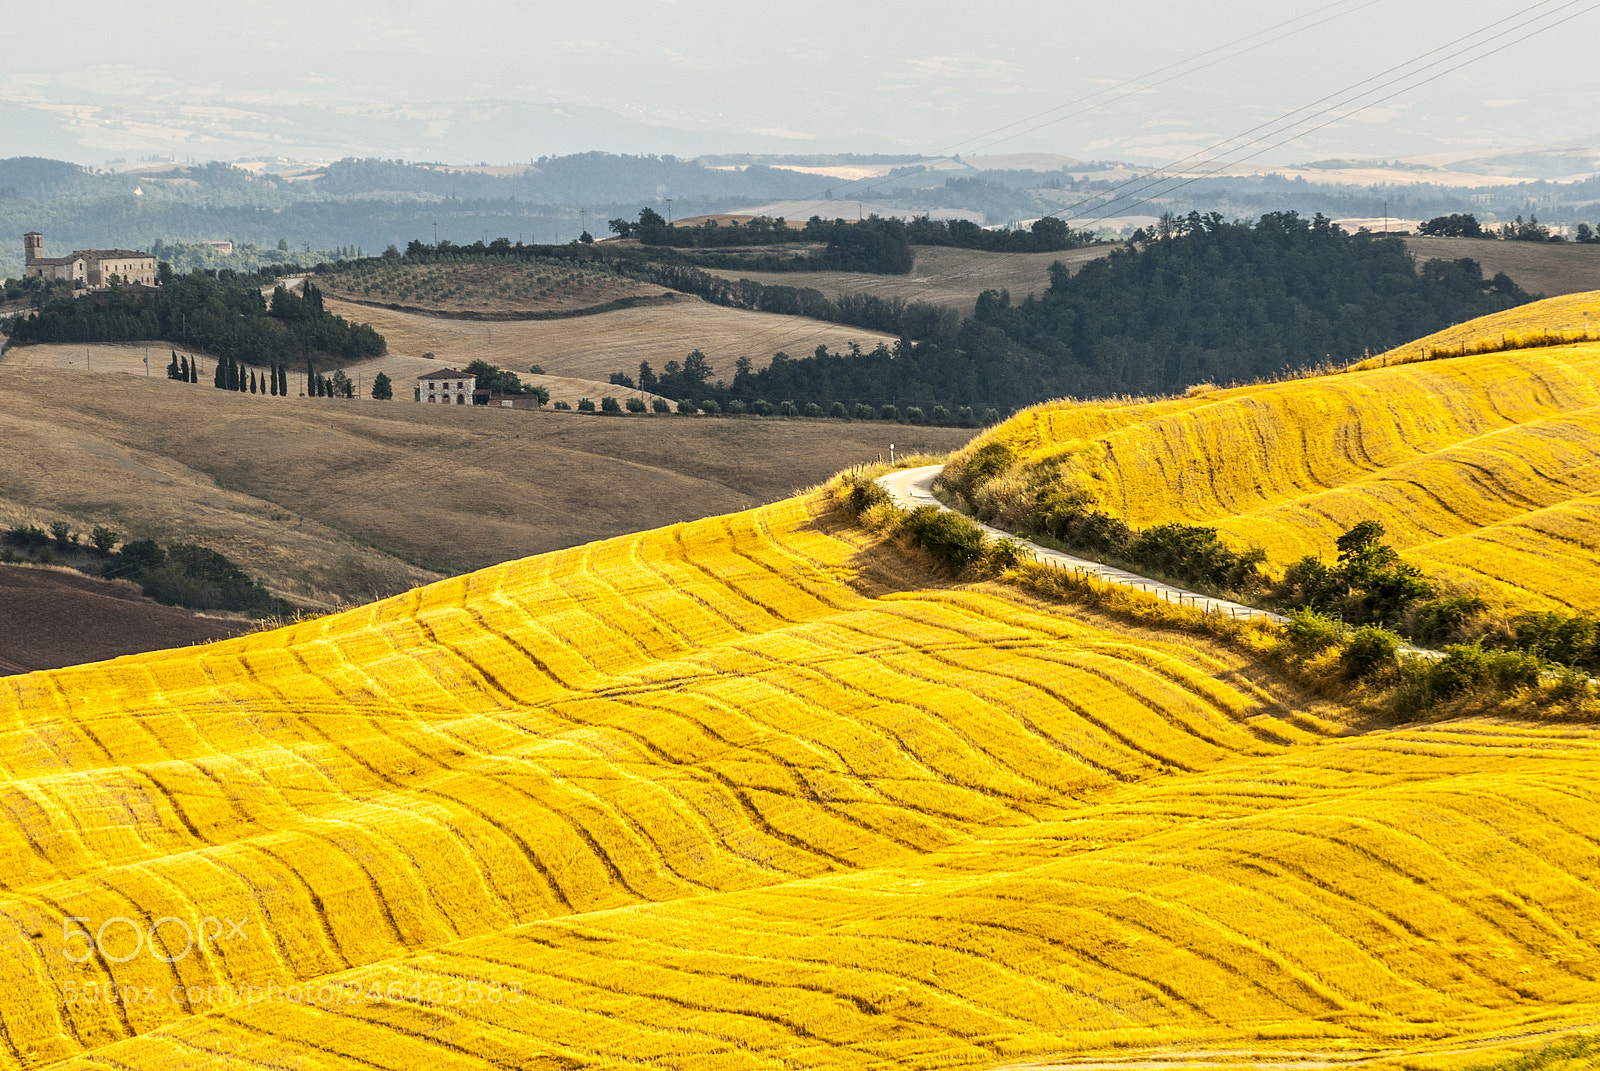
xmin=415 ymin=368 xmax=475 ymax=404
xmin=414 ymin=367 xmax=542 ymax=408
xmin=23 ymin=232 xmax=157 ymax=288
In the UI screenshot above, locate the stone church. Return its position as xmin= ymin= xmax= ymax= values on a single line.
xmin=23 ymin=232 xmax=157 ymax=288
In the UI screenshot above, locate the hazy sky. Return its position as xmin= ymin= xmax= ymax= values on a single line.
xmin=3 ymin=0 xmax=1597 ymax=164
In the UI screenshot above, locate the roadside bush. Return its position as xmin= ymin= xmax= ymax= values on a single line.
xmin=701 ymin=399 xmax=721 ymax=415
xmin=577 ymin=398 xmax=596 ymax=412
xmin=1282 ymin=609 xmax=1345 ymax=655
xmin=725 ymin=399 xmax=746 ymax=415
xmin=854 ymin=403 xmax=875 ymax=420
xmin=832 ymin=467 xmax=891 ymax=517
xmin=829 ymin=402 xmax=847 ymax=418
xmin=1410 ymin=595 xmax=1488 ymax=644
xmin=677 ymin=398 xmax=695 ymax=414
xmin=1339 ymin=625 xmax=1400 ymax=681
xmin=982 ymin=408 xmax=1000 ymax=425
xmin=804 ymin=402 xmax=824 ymax=418
xmin=985 ymin=537 xmax=1027 ymax=570
xmin=777 ymin=400 xmax=798 ymax=416
xmin=902 ymin=505 xmax=987 ymax=571
xmin=651 ymin=397 xmax=671 ymax=413
xmin=601 ymin=396 xmax=623 ymax=413
xmin=751 ymin=399 xmax=774 ymax=416
xmin=90 ymin=526 xmax=119 ymax=555
xmin=1422 ymin=643 xmax=1545 ymax=700
xmin=49 ymin=521 xmax=74 ymax=549
xmin=1510 ymin=611 xmax=1598 ymax=669
xmin=553 ymin=400 xmax=572 ymax=410
xmin=625 ymin=397 xmax=646 ymax=413
xmin=957 ymin=406 xmax=974 ymax=426
xmin=905 ymin=406 xmax=925 ymax=423
xmin=880 ymin=404 xmax=900 ymax=422
xmin=931 ymin=405 xmax=951 ymax=424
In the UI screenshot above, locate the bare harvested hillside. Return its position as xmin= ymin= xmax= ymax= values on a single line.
xmin=0 ymin=365 xmax=973 ymax=607
xmin=1406 ymin=235 xmax=1600 ymax=297
xmin=702 ymin=244 xmax=1116 ymax=316
xmin=322 ymin=293 xmax=895 ymax=379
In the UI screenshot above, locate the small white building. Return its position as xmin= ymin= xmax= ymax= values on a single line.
xmin=416 ymin=368 xmax=474 ymax=404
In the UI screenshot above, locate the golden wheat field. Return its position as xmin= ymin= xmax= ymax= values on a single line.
xmin=946 ymin=301 xmax=1600 ymax=614
xmin=0 ymin=486 xmax=1597 ymax=1069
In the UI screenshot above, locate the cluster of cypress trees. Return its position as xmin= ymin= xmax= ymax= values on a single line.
xmin=210 ymin=355 xmax=289 ymax=396
xmin=305 ymin=359 xmax=353 ymax=398
xmin=164 ymin=350 xmax=199 ymax=383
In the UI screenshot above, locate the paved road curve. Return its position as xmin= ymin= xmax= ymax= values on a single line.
xmin=878 ymin=465 xmax=1288 ymax=625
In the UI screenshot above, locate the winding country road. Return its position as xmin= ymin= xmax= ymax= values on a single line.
xmin=878 ymin=465 xmax=1287 ymax=624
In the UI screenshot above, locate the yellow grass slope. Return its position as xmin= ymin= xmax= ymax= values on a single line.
xmin=0 ymin=493 xmax=1348 ymax=1069
xmin=949 ymin=300 xmax=1600 ymax=613
xmin=0 ymin=491 xmax=1597 ymax=1068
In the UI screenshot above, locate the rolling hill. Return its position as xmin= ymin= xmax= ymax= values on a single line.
xmin=0 ymin=484 xmax=1596 ymax=1069
xmin=940 ymin=291 xmax=1600 ymax=615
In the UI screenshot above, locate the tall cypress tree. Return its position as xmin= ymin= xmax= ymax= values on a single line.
xmin=249 ymin=370 xmax=257 ymax=394
xmin=166 ymin=352 xmax=180 ymax=379
xmin=278 ymin=364 xmax=287 ymax=396
xmin=179 ymin=355 xmax=189 ymax=381
xmin=214 ymin=359 xmax=225 ymax=389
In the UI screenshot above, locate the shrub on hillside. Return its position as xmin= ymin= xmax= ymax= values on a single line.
xmin=601 ymin=396 xmax=622 ymax=413
xmin=902 ymin=505 xmax=987 ymax=571
xmin=1339 ymin=625 xmax=1401 ymax=681
xmin=651 ymin=397 xmax=671 ymax=413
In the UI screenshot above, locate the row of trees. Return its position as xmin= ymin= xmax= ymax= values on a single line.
xmin=560 ymin=394 xmax=999 ymax=425
xmin=2 ymin=521 xmax=284 ymax=616
xmin=4 ymin=272 xmax=385 ymax=367
xmin=1417 ymin=212 xmax=1600 ymax=243
xmin=606 ymin=209 xmax=915 ymax=274
xmin=163 ymin=347 xmax=371 ymax=399
xmin=901 ymin=215 xmax=1099 ymax=253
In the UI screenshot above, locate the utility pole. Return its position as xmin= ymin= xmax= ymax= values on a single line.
xmin=666 ymin=198 xmax=673 ymax=225
xmin=434 ymin=221 xmax=439 ymax=246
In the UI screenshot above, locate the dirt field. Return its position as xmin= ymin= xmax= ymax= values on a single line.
xmin=316 ymin=258 xmax=652 ymax=315
xmin=0 ymin=564 xmax=250 ymax=674
xmin=320 ymin=294 xmax=895 ymax=379
xmin=702 ymin=244 xmax=1115 ymax=316
xmin=0 ymin=363 xmax=973 ymax=606
xmin=1406 ymin=235 xmax=1600 ymax=297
